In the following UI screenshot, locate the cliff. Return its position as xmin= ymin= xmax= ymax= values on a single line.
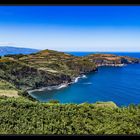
xmin=0 ymin=50 xmax=96 ymax=91
xmin=0 ymin=50 xmax=140 ymax=94
xmin=85 ymin=54 xmax=140 ymax=67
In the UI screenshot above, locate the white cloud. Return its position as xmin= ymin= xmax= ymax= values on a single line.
xmin=0 ymin=42 xmax=16 ymax=46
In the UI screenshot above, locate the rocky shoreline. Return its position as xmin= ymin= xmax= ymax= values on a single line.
xmin=96 ymin=63 xmax=126 ymax=67
xmin=28 ymin=61 xmax=137 ymax=95
xmin=27 ymin=54 xmax=140 ymax=95
xmin=27 ymin=63 xmax=127 ymax=95
xmin=0 ymin=49 xmax=140 ymax=98
xmin=28 ymin=74 xmax=87 ymax=94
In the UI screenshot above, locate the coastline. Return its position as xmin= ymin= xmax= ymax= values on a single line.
xmin=28 ymin=74 xmax=87 ymax=94
xmin=27 ymin=63 xmax=127 ymax=97
xmin=28 ymin=64 xmax=126 ymax=95
xmin=96 ymin=63 xmax=126 ymax=67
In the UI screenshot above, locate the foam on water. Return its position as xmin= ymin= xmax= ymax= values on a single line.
xmin=82 ymin=82 xmax=93 ymax=85
xmin=81 ymin=75 xmax=87 ymax=78
xmin=56 ymin=83 xmax=69 ymax=89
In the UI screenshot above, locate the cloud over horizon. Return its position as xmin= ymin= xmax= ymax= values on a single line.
xmin=0 ymin=41 xmax=16 ymax=46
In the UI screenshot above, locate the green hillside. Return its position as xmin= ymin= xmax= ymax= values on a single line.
xmin=0 ymin=49 xmax=140 ymax=135
xmin=0 ymin=97 xmax=140 ymax=134
xmin=0 ymin=49 xmax=96 ymax=93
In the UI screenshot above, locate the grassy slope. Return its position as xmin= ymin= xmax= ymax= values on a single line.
xmin=0 ymin=79 xmax=19 ymax=97
xmin=0 ymin=58 xmax=72 ymax=91
xmin=18 ymin=49 xmax=96 ymax=76
xmin=1 ymin=50 xmax=139 ymax=96
xmin=85 ymin=54 xmax=140 ymax=65
xmin=0 ymin=50 xmax=96 ymax=93
xmin=0 ymin=97 xmax=140 ymax=134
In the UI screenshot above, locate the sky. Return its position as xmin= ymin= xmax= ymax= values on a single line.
xmin=0 ymin=6 xmax=140 ymax=52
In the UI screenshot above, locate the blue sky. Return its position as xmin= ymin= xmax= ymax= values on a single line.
xmin=0 ymin=6 xmax=140 ymax=51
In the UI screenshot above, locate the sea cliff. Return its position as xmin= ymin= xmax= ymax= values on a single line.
xmin=85 ymin=54 xmax=140 ymax=67
xmin=0 ymin=50 xmax=96 ymax=92
xmin=0 ymin=50 xmax=140 ymax=96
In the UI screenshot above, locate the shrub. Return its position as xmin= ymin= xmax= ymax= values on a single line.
xmin=0 ymin=98 xmax=140 ymax=134
xmin=48 ymin=100 xmax=60 ymax=104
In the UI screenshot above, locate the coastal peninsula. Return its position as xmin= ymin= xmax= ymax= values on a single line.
xmin=0 ymin=49 xmax=140 ymax=98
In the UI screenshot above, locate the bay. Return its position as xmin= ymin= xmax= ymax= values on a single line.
xmin=30 ymin=52 xmax=140 ymax=106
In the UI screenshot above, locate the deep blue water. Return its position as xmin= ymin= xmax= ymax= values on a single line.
xmin=30 ymin=52 xmax=140 ymax=106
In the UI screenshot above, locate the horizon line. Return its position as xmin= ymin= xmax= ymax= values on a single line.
xmin=0 ymin=46 xmax=140 ymax=53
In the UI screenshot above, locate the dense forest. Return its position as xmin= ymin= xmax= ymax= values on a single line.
xmin=0 ymin=96 xmax=140 ymax=134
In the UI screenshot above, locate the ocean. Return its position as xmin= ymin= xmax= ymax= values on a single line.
xmin=29 ymin=52 xmax=140 ymax=106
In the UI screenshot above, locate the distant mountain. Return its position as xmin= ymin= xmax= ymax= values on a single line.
xmin=0 ymin=46 xmax=40 ymax=56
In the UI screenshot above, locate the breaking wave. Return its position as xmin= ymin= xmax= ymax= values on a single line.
xmin=28 ymin=74 xmax=87 ymax=94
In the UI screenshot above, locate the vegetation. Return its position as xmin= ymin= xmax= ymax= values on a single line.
xmin=0 ymin=49 xmax=140 ymax=135
xmin=0 ymin=79 xmax=16 ymax=90
xmin=0 ymin=49 xmax=139 ymax=94
xmin=0 ymin=79 xmax=19 ymax=98
xmin=85 ymin=53 xmax=140 ymax=66
xmin=0 ymin=49 xmax=96 ymax=92
xmin=4 ymin=54 xmax=27 ymax=59
xmin=0 ymin=97 xmax=140 ymax=134
xmin=48 ymin=99 xmax=60 ymax=104
xmin=0 ymin=79 xmax=35 ymax=100
xmin=0 ymin=58 xmax=71 ymax=91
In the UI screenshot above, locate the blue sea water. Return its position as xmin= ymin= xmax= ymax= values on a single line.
xmin=30 ymin=52 xmax=140 ymax=106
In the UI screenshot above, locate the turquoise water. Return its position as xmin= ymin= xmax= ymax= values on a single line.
xmin=30 ymin=52 xmax=140 ymax=106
